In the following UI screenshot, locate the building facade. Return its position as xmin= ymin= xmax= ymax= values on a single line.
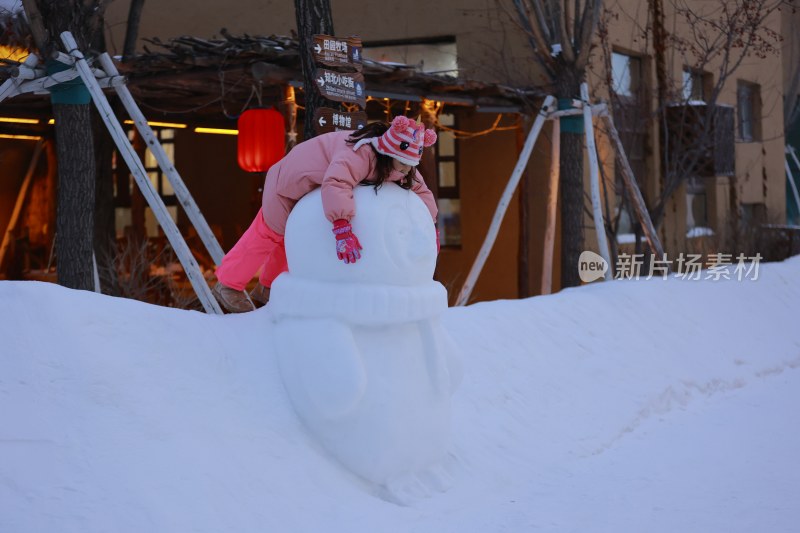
xmin=0 ymin=1 xmax=790 ymax=303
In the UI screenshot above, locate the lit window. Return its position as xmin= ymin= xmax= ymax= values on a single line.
xmin=435 ymin=113 xmax=460 ymax=247
xmin=143 ymin=129 xmax=177 ymax=237
xmin=114 ymin=128 xmax=178 ymax=238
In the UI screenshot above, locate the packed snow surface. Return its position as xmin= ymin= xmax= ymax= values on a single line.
xmin=2 ymin=257 xmax=800 ymax=532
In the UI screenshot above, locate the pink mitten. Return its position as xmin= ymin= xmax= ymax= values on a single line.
xmin=332 ymin=219 xmax=362 ymax=264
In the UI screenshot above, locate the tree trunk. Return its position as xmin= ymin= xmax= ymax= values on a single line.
xmin=92 ymin=107 xmax=118 ymax=294
xmin=54 ymin=103 xmax=96 ymax=290
xmin=294 ymin=0 xmax=339 ymax=140
xmin=649 ymin=0 xmax=669 ymax=235
xmin=557 ymin=73 xmax=585 ymax=288
xmin=559 ymin=131 xmax=585 ymax=287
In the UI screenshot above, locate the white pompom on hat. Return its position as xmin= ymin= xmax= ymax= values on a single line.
xmin=352 ymin=115 xmax=438 ymax=166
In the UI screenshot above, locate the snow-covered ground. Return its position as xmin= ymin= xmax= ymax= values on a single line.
xmin=1 ymin=257 xmax=799 ymax=532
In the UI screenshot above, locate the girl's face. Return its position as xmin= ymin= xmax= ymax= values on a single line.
xmin=392 ymin=158 xmax=413 ymax=175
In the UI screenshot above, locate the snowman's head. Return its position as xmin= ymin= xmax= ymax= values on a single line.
xmin=283 ymin=184 xmax=437 ymax=286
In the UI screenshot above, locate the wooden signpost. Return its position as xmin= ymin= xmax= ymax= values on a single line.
xmin=312 ymin=34 xmax=366 ymax=136
xmin=313 ymin=108 xmax=367 ymax=135
xmin=312 ymin=35 xmax=362 ymax=70
xmin=314 ymin=69 xmax=366 ymax=108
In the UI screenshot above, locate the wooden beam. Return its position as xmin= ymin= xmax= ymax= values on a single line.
xmin=60 ymin=31 xmax=223 ymax=314
xmin=98 ymin=52 xmax=225 ymax=265
xmin=541 ymin=118 xmax=560 ymax=295
xmin=581 ymin=83 xmax=612 ymax=279
xmin=601 ymin=112 xmax=666 ymax=259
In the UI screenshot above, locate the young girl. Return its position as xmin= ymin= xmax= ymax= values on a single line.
xmin=212 ymin=115 xmax=439 ymax=313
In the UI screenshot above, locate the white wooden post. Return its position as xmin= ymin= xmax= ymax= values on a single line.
xmin=580 ymin=83 xmax=612 ymax=280
xmin=455 ymin=95 xmax=556 ymax=306
xmin=0 ymin=140 xmax=44 ymax=269
xmin=59 ymin=31 xmax=223 ymax=315
xmin=784 ymin=146 xmax=800 ymax=219
xmin=0 ymin=54 xmax=38 ymax=103
xmin=96 ymin=52 xmax=225 ymax=265
xmin=541 ymin=118 xmax=560 ymax=295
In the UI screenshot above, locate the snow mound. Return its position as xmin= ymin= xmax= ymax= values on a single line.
xmin=1 ymin=256 xmax=799 ymax=532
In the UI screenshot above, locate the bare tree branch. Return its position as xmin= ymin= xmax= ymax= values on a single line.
xmin=122 ymin=0 xmax=145 ymax=62
xmin=510 ymin=0 xmax=558 ymax=76
xmin=555 ymin=0 xmax=577 ymax=61
xmin=574 ymin=0 xmax=582 ymax=43
xmin=20 ymin=0 xmax=48 ymax=54
xmin=575 ymin=0 xmax=602 ymax=69
xmin=531 ymin=0 xmax=554 ymax=43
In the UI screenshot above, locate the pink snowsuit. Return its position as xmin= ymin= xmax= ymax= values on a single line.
xmin=215 ymin=130 xmax=438 ymax=290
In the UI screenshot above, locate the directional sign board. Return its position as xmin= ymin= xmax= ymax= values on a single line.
xmin=314 ymin=68 xmax=366 ymax=108
xmin=312 ymin=35 xmax=362 ymax=71
xmin=313 ymin=107 xmax=368 ymax=135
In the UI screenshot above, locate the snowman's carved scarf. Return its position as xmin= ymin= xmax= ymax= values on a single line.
xmin=268 ymin=275 xmax=448 ymax=326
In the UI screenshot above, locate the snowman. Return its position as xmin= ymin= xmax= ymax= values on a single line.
xmin=269 ymin=183 xmax=462 ymax=500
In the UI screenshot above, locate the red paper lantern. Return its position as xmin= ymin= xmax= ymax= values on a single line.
xmin=237 ymin=108 xmax=286 ymax=173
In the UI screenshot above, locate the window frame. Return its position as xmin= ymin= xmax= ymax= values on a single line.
xmin=610 ymin=50 xmax=648 ymax=237
xmin=434 ymin=112 xmax=461 ymax=249
xmin=682 ymin=68 xmax=712 ymax=102
xmin=144 ymin=128 xmax=177 ymax=207
xmin=685 ymin=175 xmax=709 ymax=232
xmin=115 ymin=127 xmax=177 ymax=207
xmin=737 ymin=80 xmax=760 ymax=143
xmin=611 ymin=51 xmax=642 ymax=99
xmin=113 ymin=127 xmax=179 ymax=238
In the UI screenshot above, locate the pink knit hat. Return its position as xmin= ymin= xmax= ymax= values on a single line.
xmin=353 ymin=115 xmax=438 ymax=166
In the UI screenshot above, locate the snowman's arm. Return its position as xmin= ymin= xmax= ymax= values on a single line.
xmin=417 ymin=318 xmax=463 ymax=396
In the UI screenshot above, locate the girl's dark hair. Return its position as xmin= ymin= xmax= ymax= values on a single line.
xmin=346 ymin=122 xmax=416 ymax=191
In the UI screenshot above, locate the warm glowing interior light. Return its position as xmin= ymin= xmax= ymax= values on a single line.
xmin=194 ymin=127 xmax=238 ymax=135
xmin=0 ymin=134 xmax=42 ymax=140
xmin=0 ymin=45 xmax=28 ymax=63
xmin=123 ymin=120 xmax=188 ymax=129
xmin=48 ymin=119 xmax=55 ymax=125
xmin=0 ymin=117 xmax=39 ymax=124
